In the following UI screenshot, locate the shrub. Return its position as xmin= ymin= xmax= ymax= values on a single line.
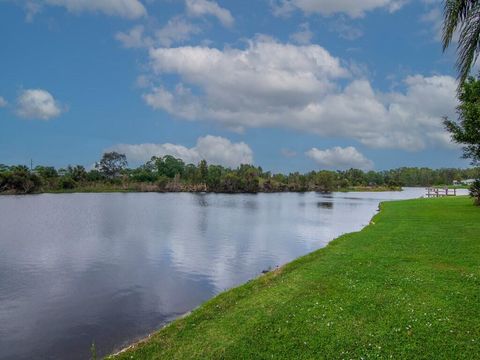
xmin=58 ymin=177 xmax=76 ymax=190
xmin=156 ymin=176 xmax=169 ymax=191
xmin=469 ymin=179 xmax=480 ymax=206
xmin=86 ymin=170 xmax=105 ymax=182
xmin=0 ymin=169 xmax=42 ymax=194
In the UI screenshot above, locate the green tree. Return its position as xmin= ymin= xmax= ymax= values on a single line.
xmin=67 ymin=165 xmax=87 ymax=182
xmin=287 ymin=172 xmax=307 ymax=191
xmin=240 ymin=167 xmax=260 ymax=193
xmin=35 ymin=166 xmax=58 ymax=179
xmin=0 ymin=166 xmax=42 ymax=194
xmin=129 ymin=165 xmax=157 ymax=182
xmin=86 ymin=169 xmax=105 ymax=182
xmin=184 ymin=164 xmax=198 ymax=183
xmin=206 ymin=165 xmax=223 ymax=191
xmin=444 ymin=76 xmax=480 ymax=164
xmin=221 ymin=172 xmax=242 ymax=192
xmin=95 ymin=152 xmax=128 ymax=179
xmin=198 ymin=160 xmax=208 ymax=183
xmin=152 ymin=155 xmax=185 ymax=178
xmin=314 ymin=171 xmax=337 ymax=192
xmin=469 ymin=179 xmax=480 ymax=204
xmin=342 ymin=168 xmax=366 ymax=186
xmin=58 ymin=176 xmax=76 ymax=189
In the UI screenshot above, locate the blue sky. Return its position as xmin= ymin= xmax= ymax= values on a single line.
xmin=0 ymin=0 xmax=470 ymax=172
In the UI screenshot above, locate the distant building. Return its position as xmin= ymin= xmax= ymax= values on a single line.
xmin=453 ymin=179 xmax=476 ymax=186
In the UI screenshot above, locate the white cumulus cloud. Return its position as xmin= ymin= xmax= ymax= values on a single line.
xmin=0 ymin=96 xmax=7 ymax=108
xmin=155 ymin=16 xmax=201 ymax=47
xmin=306 ymin=146 xmax=374 ymax=170
xmin=109 ymin=135 xmax=253 ymax=168
xmin=116 ymin=17 xmax=201 ymax=49
xmin=30 ymin=0 xmax=147 ymax=19
xmin=16 ymin=89 xmax=63 ymax=120
xmin=115 ymin=25 xmax=149 ymax=48
xmin=141 ymin=37 xmax=458 ymax=151
xmin=185 ymin=0 xmax=234 ymax=27
xmin=271 ymin=0 xmax=406 ymax=18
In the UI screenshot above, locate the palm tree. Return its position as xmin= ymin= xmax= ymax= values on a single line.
xmin=443 ymin=0 xmax=480 ymax=85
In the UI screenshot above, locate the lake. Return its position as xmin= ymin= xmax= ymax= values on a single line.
xmin=0 ymin=188 xmax=439 ymax=359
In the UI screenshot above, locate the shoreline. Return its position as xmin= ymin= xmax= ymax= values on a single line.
xmin=106 ymin=198 xmax=391 ymax=358
xmin=107 ymin=196 xmax=479 ymax=359
xmin=0 ymin=185 xmax=403 ymax=196
xmin=110 ymin=311 xmax=194 ymax=357
xmin=107 ymin=201 xmax=388 ymax=358
xmin=106 ymin=203 xmax=389 ymax=357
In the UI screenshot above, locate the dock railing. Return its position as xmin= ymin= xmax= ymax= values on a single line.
xmin=425 ymin=187 xmax=457 ymax=197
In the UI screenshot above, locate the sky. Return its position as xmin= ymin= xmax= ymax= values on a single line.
xmin=0 ymin=0 xmax=472 ymax=172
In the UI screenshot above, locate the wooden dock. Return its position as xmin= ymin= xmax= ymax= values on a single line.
xmin=425 ymin=188 xmax=457 ymax=197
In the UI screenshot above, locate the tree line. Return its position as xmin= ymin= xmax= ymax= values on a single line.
xmin=0 ymin=152 xmax=478 ymax=194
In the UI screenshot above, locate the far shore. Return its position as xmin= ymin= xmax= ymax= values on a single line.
xmin=0 ymin=185 xmax=403 ymax=196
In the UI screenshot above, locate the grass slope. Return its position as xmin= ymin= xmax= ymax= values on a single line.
xmin=109 ymin=197 xmax=480 ymax=359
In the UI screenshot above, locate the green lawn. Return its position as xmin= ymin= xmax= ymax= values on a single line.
xmin=109 ymin=197 xmax=480 ymax=359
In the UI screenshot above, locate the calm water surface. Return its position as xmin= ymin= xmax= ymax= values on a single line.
xmin=0 ymin=189 xmax=435 ymax=359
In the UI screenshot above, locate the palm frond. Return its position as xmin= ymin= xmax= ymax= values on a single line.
xmin=456 ymin=3 xmax=480 ymax=83
xmin=442 ymin=0 xmax=480 ymax=85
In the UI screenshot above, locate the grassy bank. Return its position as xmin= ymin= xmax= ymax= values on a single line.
xmin=109 ymin=197 xmax=479 ymax=359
